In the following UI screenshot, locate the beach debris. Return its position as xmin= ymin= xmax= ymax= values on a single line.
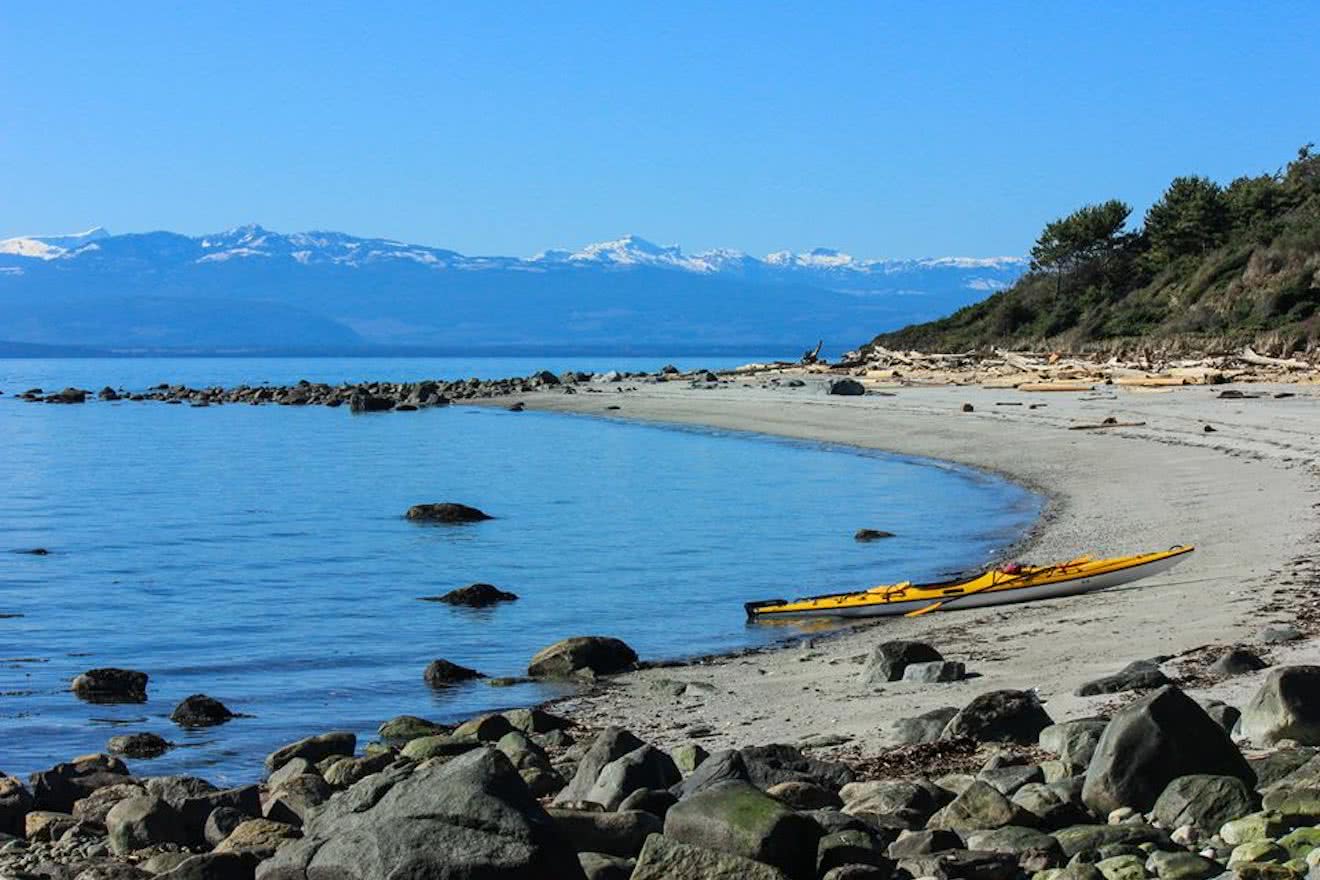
xmin=853 ymin=528 xmax=895 ymax=541
xmin=801 ymin=340 xmax=824 ymax=365
xmin=1068 ymin=420 xmax=1147 ymax=430
xmin=70 ymin=668 xmax=148 ymax=704
xmin=404 ymin=502 xmax=492 ymax=523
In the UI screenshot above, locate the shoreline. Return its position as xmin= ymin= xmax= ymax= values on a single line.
xmin=488 ymin=376 xmax=1320 ymax=755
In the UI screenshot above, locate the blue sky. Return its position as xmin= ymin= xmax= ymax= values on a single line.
xmin=2 ymin=2 xmax=1316 ymax=259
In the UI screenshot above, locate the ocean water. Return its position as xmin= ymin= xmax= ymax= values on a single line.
xmin=0 ymin=357 xmax=1041 ymax=784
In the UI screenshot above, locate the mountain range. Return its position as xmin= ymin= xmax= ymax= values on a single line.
xmin=0 ymin=225 xmax=1025 ymax=354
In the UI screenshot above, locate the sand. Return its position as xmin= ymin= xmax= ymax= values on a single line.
xmin=496 ymin=376 xmax=1320 ymax=754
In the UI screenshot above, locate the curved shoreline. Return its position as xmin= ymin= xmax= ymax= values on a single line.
xmin=493 ymin=376 xmax=1320 ymax=754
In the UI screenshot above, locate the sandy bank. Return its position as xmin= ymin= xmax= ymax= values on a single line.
xmin=502 ymin=377 xmax=1320 ymax=754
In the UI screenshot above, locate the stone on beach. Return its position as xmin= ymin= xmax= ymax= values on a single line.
xmin=903 ymin=660 xmax=966 ymax=683
xmin=264 ymin=732 xmax=356 ymax=773
xmin=555 ymin=727 xmax=646 ymax=805
xmin=1151 ymin=774 xmax=1259 ymax=836
xmin=1211 ymin=648 xmax=1268 ymax=677
xmin=1240 ymin=666 xmax=1320 ymax=746
xmin=71 ymin=668 xmax=149 ymax=703
xmin=861 ymin=641 xmax=944 ymax=685
xmin=404 ymin=502 xmax=493 ymax=523
xmin=827 ymin=378 xmax=865 ymax=396
xmin=631 ymin=833 xmax=792 ymax=880
xmin=170 ymin=694 xmax=236 ymax=727
xmin=106 ymin=796 xmax=188 ymax=855
xmin=528 ymin=636 xmax=638 ymax=678
xmin=663 ymin=780 xmax=822 ymax=880
xmin=1074 ymin=659 xmax=1172 ymax=696
xmin=0 ymin=774 xmax=35 ymax=836
xmin=892 ymin=707 xmax=960 ymax=744
xmin=941 ymin=689 xmax=1054 ymax=744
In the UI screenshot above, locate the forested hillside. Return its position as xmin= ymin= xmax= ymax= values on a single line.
xmin=869 ymin=146 xmax=1320 ymax=354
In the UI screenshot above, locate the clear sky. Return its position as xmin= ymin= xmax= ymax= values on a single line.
xmin=3 ymin=2 xmax=1316 ymax=259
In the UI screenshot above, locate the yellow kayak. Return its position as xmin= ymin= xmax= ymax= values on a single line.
xmin=745 ymin=546 xmax=1194 ymax=620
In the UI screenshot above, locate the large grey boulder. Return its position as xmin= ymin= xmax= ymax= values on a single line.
xmin=578 ymin=852 xmax=633 ymax=880
xmin=861 ymin=641 xmax=943 ymax=685
xmin=1210 ymin=649 xmax=1267 ymax=678
xmin=664 ymin=780 xmax=822 ymax=880
xmin=926 ymin=780 xmax=1035 ymax=832
xmin=106 ymin=796 xmax=188 ymax=856
xmin=739 ymin=743 xmax=855 ymax=790
xmin=671 ymin=749 xmax=751 ymax=799
xmin=892 ymin=708 xmax=959 ymax=745
xmin=817 ymin=829 xmax=890 ymax=874
xmin=963 ymin=825 xmax=1061 ymax=858
xmin=158 ymin=852 xmax=259 ymax=880
xmin=528 ymin=637 xmax=638 ymax=678
xmin=1151 ymin=774 xmax=1258 ymax=835
xmin=839 ymin=780 xmax=938 ymax=826
xmin=73 ymin=782 xmax=150 ymax=825
xmin=1081 ymin=686 xmax=1254 ymax=815
xmin=1075 ymin=660 xmax=1171 ymax=697
xmin=255 ymin=747 xmax=584 ymax=880
xmin=0 ymin=774 xmax=35 ymax=836
xmin=942 ymin=690 xmax=1054 ymax=744
xmin=1240 ymin=666 xmax=1320 ymax=746
xmin=631 ymin=833 xmax=791 ymax=879
xmin=827 ymin=379 xmax=865 ymax=396
xmin=1053 ymin=823 xmax=1169 ymax=858
xmin=29 ymin=754 xmax=132 ymax=812
xmin=547 ymin=808 xmax=661 ymax=857
xmin=554 ymin=727 xmax=644 ymax=805
xmin=264 ymin=732 xmax=355 ymax=773
xmin=583 ymin=745 xmax=680 ymax=810
xmin=1039 ymin=719 xmax=1108 ymax=772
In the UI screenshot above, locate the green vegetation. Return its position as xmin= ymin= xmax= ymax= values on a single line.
xmin=869 ymin=146 xmax=1320 ymax=353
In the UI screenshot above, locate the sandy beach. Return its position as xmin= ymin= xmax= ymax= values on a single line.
xmin=505 ymin=376 xmax=1320 ymax=753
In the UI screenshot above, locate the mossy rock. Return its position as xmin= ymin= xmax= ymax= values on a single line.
xmin=1095 ymin=854 xmax=1147 ymax=880
xmin=1229 ymin=841 xmax=1289 ymax=868
xmin=1277 ymin=827 xmax=1320 ymax=861
xmin=1221 ymin=812 xmax=1289 ymax=846
xmin=1147 ymin=850 xmax=1221 ymax=880
xmin=399 ymin=734 xmax=480 ymax=762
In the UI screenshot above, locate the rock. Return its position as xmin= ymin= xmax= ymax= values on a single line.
xmin=205 ymin=807 xmax=248 ymax=848
xmin=267 ymin=759 xmax=313 ymax=791
xmin=377 ymin=715 xmax=447 ymax=743
xmin=584 ymin=745 xmax=681 ymax=810
xmin=1202 ymin=701 xmax=1241 ymax=734
xmin=178 ymin=785 xmax=261 ymax=840
xmin=964 ymin=825 xmax=1061 ymax=858
xmin=404 ymin=502 xmax=492 ymax=523
xmin=1241 ymin=667 xmax=1320 ymax=746
xmin=72 ymin=783 xmax=148 ymax=825
xmin=547 ymin=808 xmax=661 ymax=856
xmin=107 ymin=733 xmax=171 ymax=759
xmin=555 ymin=727 xmax=646 ymax=805
xmin=886 ymin=828 xmax=963 ymax=857
xmin=1081 ymin=686 xmax=1254 ymax=815
xmin=671 ymin=743 xmax=710 ymax=774
xmin=840 ymin=780 xmax=938 ymax=826
xmin=399 ymin=733 xmax=480 ymax=762
xmin=578 ymin=851 xmax=634 ymax=880
xmin=1148 ymin=850 xmax=1221 ymax=880
xmin=664 ymin=780 xmax=821 ymax=879
xmin=942 ymin=690 xmax=1054 ymax=744
xmin=159 ymin=853 xmax=259 ymax=880
xmin=453 ymin=713 xmax=515 ymax=742
xmin=766 ymin=780 xmax=842 ymax=810
xmin=422 ymin=658 xmax=485 ymax=687
xmin=1095 ymin=854 xmax=1146 ymax=880
xmin=1040 ymin=720 xmax=1109 ymax=772
xmin=855 ymin=529 xmax=896 ymax=541
xmin=672 ymin=749 xmax=751 ymax=799
xmin=25 ymin=809 xmax=77 ymax=841
xmin=1054 ymin=824 xmax=1168 ymax=858
xmin=264 ymin=732 xmax=356 ymax=773
xmin=170 ymin=695 xmax=235 ymax=727
xmin=1210 ymin=649 xmax=1268 ymax=677
xmin=1228 ymin=840 xmax=1288 ymax=868
xmin=817 ymin=828 xmax=890 ymax=874
xmin=893 ymin=708 xmax=960 ymax=745
xmin=828 ymin=379 xmax=866 ymax=396
xmin=528 ymin=636 xmax=638 ymax=678
xmin=214 ymin=819 xmax=301 ymax=858
xmin=616 ymin=789 xmax=677 ymax=819
xmin=255 ymin=748 xmax=583 ymax=880
xmin=1277 ymin=826 xmax=1320 ymax=860
xmin=739 ymin=743 xmax=855 ymax=790
xmin=263 ymin=774 xmax=332 ymax=826
xmin=29 ymin=754 xmax=132 ymax=812
xmin=904 ymin=661 xmax=967 ymax=683
xmin=503 ymin=707 xmax=569 ymax=735
xmin=1151 ymin=775 xmax=1258 ymax=836
xmin=1076 ymin=661 xmax=1172 ymax=697
xmin=1259 ymin=626 xmax=1303 ymax=644
xmin=106 ymin=796 xmax=187 ymax=856
xmin=978 ymin=764 xmax=1043 ymax=796
xmin=141 ymin=852 xmax=195 ymax=874
xmin=71 ymin=668 xmax=148 ymax=703
xmin=348 ymin=392 xmax=393 ymax=413
xmin=927 ymin=780 xmax=1034 ymax=831
xmin=631 ymin=832 xmax=791 ymax=879
xmin=430 ymin=583 xmax=519 ymax=606
xmin=322 ymin=752 xmax=394 ymax=789
xmin=1220 ymin=811 xmax=1288 ymax=845
xmin=1011 ymin=784 xmax=1088 ymax=830
xmin=894 ymin=849 xmax=1019 ymax=880
xmin=0 ymin=774 xmax=35 ymax=836
xmin=862 ymin=641 xmax=944 ymax=685
xmin=145 ymin=774 xmax=217 ymax=807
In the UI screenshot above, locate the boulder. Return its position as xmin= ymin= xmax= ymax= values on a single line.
xmin=214 ymin=818 xmax=302 ymax=859
xmin=1011 ymin=783 xmax=1088 ymax=829
xmin=29 ymin=754 xmax=132 ymax=812
xmin=205 ymin=806 xmax=248 ymax=848
xmin=145 ymin=774 xmax=217 ymax=807
xmin=978 ymin=764 xmax=1043 ymax=796
xmin=672 ymin=749 xmax=751 ymax=799
xmin=905 ymin=661 xmax=967 ymax=683
xmin=1039 ymin=719 xmax=1108 ymax=772
xmin=739 ymin=743 xmax=855 ymax=790
xmin=503 ymin=707 xmax=569 ymax=735
xmin=107 ymin=733 xmax=171 ymax=759
xmin=0 ymin=774 xmax=35 ymax=836
xmin=348 ymin=392 xmax=393 ymax=413
xmin=1202 ymin=700 xmax=1242 ymax=734
xmin=926 ymin=780 xmax=1035 ymax=831
xmin=159 ymin=853 xmax=260 ymax=880
xmin=170 ymin=694 xmax=236 ymax=727
xmin=1259 ymin=625 xmax=1302 ymax=644
xmin=555 ymin=727 xmax=646 ymax=805
xmin=399 ymin=733 xmax=481 ymax=762
xmin=1053 ymin=823 xmax=1169 ymax=858
xmin=72 ymin=783 xmax=149 ymax=825
xmin=1151 ymin=774 xmax=1258 ymax=836
xmin=1147 ymin=850 xmax=1222 ymax=880
xmin=892 ymin=707 xmax=959 ymax=745
xmin=263 ymin=774 xmax=331 ymax=826
xmin=1082 ymin=685 xmax=1255 ymax=815
xmin=322 ymin=752 xmax=395 ymax=789
xmin=631 ymin=832 xmax=791 ymax=879
xmin=423 ymin=659 xmax=485 ymax=687
xmin=1075 ymin=660 xmax=1172 ymax=697
xmin=885 ymin=828 xmax=965 ymax=857
xmin=578 ymin=852 xmax=633 ymax=880
xmin=861 ymin=641 xmax=943 ymax=685
xmin=616 ymin=788 xmax=677 ymax=819
xmin=265 ymin=732 xmax=355 ymax=774
xmin=547 ymin=807 xmax=661 ymax=856
xmin=671 ymin=743 xmax=711 ymax=774
xmin=71 ymin=668 xmax=148 ymax=703
xmin=404 ymin=502 xmax=492 ymax=523
xmin=840 ymin=780 xmax=938 ymax=826
xmin=1219 ymin=810 xmax=1289 ymax=845
xmin=766 ymin=780 xmax=842 ymax=810
xmin=453 ymin=713 xmax=515 ymax=742
xmin=431 ymin=583 xmax=519 ymax=606
xmin=827 ymin=379 xmax=865 ymax=396
xmin=106 ymin=796 xmax=188 ymax=856
xmin=1211 ymin=649 xmax=1268 ymax=677
xmin=817 ymin=828 xmax=890 ymax=874
xmin=942 ymin=690 xmax=1054 ymax=744
xmin=584 ymin=745 xmax=681 ymax=810
xmin=254 ymin=748 xmax=583 ymax=879
xmin=893 ymin=850 xmax=1019 ymax=880
xmin=528 ymin=637 xmax=638 ymax=678
xmin=854 ymin=529 xmax=896 ymax=542
xmin=664 ymin=780 xmax=822 ymax=880
xmin=964 ymin=825 xmax=1061 ymax=858
xmin=377 ymin=715 xmax=447 ymax=743
xmin=1240 ymin=666 xmax=1320 ymax=746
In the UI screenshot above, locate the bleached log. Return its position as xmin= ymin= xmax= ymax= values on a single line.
xmin=1239 ymin=347 xmax=1310 ymax=370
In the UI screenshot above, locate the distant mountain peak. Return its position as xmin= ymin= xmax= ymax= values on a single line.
xmin=0 ymin=226 xmax=110 ymax=259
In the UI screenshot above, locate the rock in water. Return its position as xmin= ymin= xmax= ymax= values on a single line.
xmin=71 ymin=668 xmax=149 ymax=703
xmin=265 ymin=731 xmax=356 ymax=773
xmin=827 ymin=379 xmax=865 ymax=396
xmin=170 ymin=694 xmax=236 ymax=727
xmin=348 ymin=392 xmax=393 ymax=413
xmin=1082 ymin=685 xmax=1255 ymax=815
xmin=854 ymin=529 xmax=896 ymax=541
xmin=404 ymin=502 xmax=493 ymax=523
xmin=107 ymin=733 xmax=172 ymax=759
xmin=942 ymin=690 xmax=1054 ymax=744
xmin=430 ymin=583 xmax=519 ymax=606
xmin=423 ymin=659 xmax=485 ymax=687
xmin=663 ymin=780 xmax=822 ymax=880
xmin=255 ymin=747 xmax=585 ymax=880
xmin=528 ymin=636 xmax=638 ymax=678
xmin=861 ymin=641 xmax=944 ymax=684
xmin=1240 ymin=666 xmax=1320 ymax=745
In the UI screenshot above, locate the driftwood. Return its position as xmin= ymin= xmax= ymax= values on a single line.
xmin=800 ymin=340 xmax=824 ymax=365
xmin=1018 ymin=382 xmax=1095 ymax=392
xmin=1068 ymin=421 xmax=1147 ymax=431
xmin=1240 ymin=347 xmax=1310 ymax=370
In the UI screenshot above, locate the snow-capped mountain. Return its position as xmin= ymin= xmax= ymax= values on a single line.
xmin=0 ymin=225 xmax=1025 ymax=352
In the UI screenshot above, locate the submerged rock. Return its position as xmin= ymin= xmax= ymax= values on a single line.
xmin=854 ymin=529 xmax=896 ymax=541
xmin=170 ymin=694 xmax=236 ymax=727
xmin=107 ymin=733 xmax=173 ymax=759
xmin=423 ymin=658 xmax=485 ymax=687
xmin=428 ymin=582 xmax=520 ymax=606
xmin=71 ymin=668 xmax=149 ymax=703
xmin=404 ymin=502 xmax=493 ymax=523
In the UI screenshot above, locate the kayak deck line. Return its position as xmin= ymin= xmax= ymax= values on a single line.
xmin=745 ymin=545 xmax=1194 ymax=620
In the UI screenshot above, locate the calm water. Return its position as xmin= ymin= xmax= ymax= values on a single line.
xmin=0 ymin=358 xmax=1041 ymax=784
